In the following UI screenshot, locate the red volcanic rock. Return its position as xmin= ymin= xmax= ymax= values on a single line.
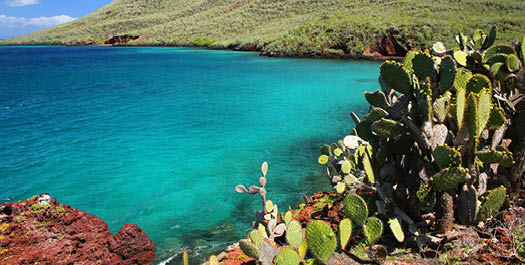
xmin=0 ymin=194 xmax=155 ymax=265
xmin=105 ymin=34 xmax=141 ymax=45
xmin=363 ymin=31 xmax=413 ymax=60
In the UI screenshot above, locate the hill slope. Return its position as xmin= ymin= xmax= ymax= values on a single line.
xmin=3 ymin=0 xmax=524 ymax=57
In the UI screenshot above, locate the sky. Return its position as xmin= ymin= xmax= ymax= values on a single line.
xmin=0 ymin=0 xmax=113 ymax=39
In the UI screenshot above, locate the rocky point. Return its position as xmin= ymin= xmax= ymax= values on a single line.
xmin=0 ymin=194 xmax=155 ymax=265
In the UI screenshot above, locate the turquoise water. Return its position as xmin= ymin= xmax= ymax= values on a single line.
xmin=0 ymin=46 xmax=378 ymax=263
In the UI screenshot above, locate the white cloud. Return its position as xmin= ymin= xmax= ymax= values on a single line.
xmin=0 ymin=14 xmax=76 ymax=27
xmin=5 ymin=0 xmax=39 ymax=7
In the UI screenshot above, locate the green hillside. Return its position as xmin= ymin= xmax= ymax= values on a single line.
xmin=3 ymin=0 xmax=524 ymax=57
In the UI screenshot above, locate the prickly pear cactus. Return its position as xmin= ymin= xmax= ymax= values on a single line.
xmin=412 ymin=52 xmax=436 ymax=80
xmin=298 ymin=240 xmax=308 ymax=260
xmin=388 ymin=218 xmax=404 ymax=242
xmin=466 ymin=74 xmax=491 ymax=94
xmin=439 ymin=56 xmax=456 ymax=93
xmin=371 ymin=118 xmax=407 ymax=138
xmin=432 ymin=145 xmax=462 ymax=168
xmin=431 ymin=167 xmax=469 ymax=192
xmin=364 ymin=217 xmax=383 ymax=245
xmin=457 ymin=184 xmax=480 ymax=225
xmin=433 ymin=92 xmax=451 ymax=123
xmin=274 ymin=247 xmax=300 ymax=265
xmin=478 ymin=186 xmax=506 ymax=221
xmin=240 ymin=239 xmax=260 ymax=259
xmin=343 ymin=194 xmax=368 ymax=226
xmin=487 ymin=105 xmax=506 ymax=130
xmin=305 ymin=220 xmax=337 ymax=263
xmin=365 ymin=90 xmax=389 ymax=109
xmin=249 ymin=229 xmax=264 ymax=250
xmin=380 ymin=61 xmax=413 ymax=95
xmin=476 ymin=149 xmax=514 ymax=167
xmin=285 ymin=220 xmax=303 ymax=249
xmin=338 ymin=218 xmax=352 ymax=250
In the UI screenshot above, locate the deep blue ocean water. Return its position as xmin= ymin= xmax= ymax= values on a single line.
xmin=0 ymin=46 xmax=378 ymax=263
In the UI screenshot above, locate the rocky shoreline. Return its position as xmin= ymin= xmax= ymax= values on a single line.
xmin=0 ymin=194 xmax=156 ymax=264
xmin=0 ymin=31 xmax=412 ymax=61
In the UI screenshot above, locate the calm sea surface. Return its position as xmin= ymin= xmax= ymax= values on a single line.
xmin=0 ymin=46 xmax=378 ymax=263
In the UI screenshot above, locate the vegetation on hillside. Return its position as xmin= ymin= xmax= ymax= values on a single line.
xmin=1 ymin=0 xmax=524 ymax=57
xmin=198 ymin=28 xmax=524 ymax=265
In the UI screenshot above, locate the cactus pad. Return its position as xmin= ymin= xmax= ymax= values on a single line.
xmin=454 ymin=50 xmax=468 ymax=66
xmin=490 ymin=62 xmax=506 ymax=81
xmin=432 ymin=145 xmax=462 ymax=169
xmin=343 ymin=194 xmax=368 ymax=226
xmin=380 ymin=61 xmax=412 ymax=95
xmin=306 ymin=220 xmax=337 ymax=263
xmin=412 ymin=52 xmax=436 ymax=80
xmin=433 ymin=42 xmax=447 ymax=54
xmin=482 ymin=44 xmax=515 ymax=63
xmin=486 ymin=53 xmax=508 ymax=65
xmin=477 ymin=88 xmax=492 ymax=136
xmin=341 ymin=160 xmax=352 ymax=174
xmin=364 ymin=107 xmax=389 ymax=123
xmin=249 ymin=229 xmax=264 ymax=250
xmin=364 ymin=217 xmax=383 ymax=245
xmin=240 ymin=239 xmax=260 ymax=259
xmin=362 ymin=152 xmax=375 ymax=183
xmin=455 ymin=86 xmax=467 ymax=129
xmin=261 ymin=162 xmax=268 ymax=177
xmin=364 ymin=90 xmax=389 ymax=109
xmin=286 ymin=220 xmax=303 ymax=249
xmin=506 ymin=54 xmax=521 ymax=72
xmin=457 ymin=185 xmax=479 ymax=225
xmin=318 ymin=155 xmax=329 ymax=165
xmin=351 ymin=112 xmax=361 ymax=125
xmin=466 ymin=74 xmax=491 ymax=94
xmin=454 ymin=68 xmax=472 ymax=90
xmin=483 ymin=26 xmax=497 ymax=49
xmin=274 ymin=247 xmax=300 ymax=265
xmin=265 ymin=200 xmax=274 ymax=213
xmin=478 ymin=186 xmax=506 ymax=221
xmin=388 ymin=218 xmax=405 ymax=242
xmin=298 ymin=240 xmax=308 ymax=259
xmin=335 ymin=182 xmax=346 ymax=193
xmin=433 ymin=92 xmax=451 ymax=123
xmin=439 ymin=56 xmax=456 ymax=93
xmin=403 ymin=51 xmax=417 ymax=71
xmin=338 ymin=218 xmax=352 ymax=250
xmin=371 ymin=118 xmax=407 ymax=139
xmin=284 ymin=211 xmax=293 ymax=226
xmin=431 ymin=167 xmax=469 ymax=192
xmin=487 ymin=105 xmax=506 ymax=130
xmin=475 ymin=149 xmax=513 ymax=167
xmin=466 ymin=88 xmax=491 ymax=140
xmin=320 ymin=144 xmax=331 ymax=155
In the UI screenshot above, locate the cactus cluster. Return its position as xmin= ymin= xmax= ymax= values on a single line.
xmin=317 ymin=26 xmax=522 ymax=239
xmin=229 ymin=27 xmax=522 ymax=265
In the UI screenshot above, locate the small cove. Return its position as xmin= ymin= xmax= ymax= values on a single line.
xmin=0 ymin=46 xmax=379 ymax=263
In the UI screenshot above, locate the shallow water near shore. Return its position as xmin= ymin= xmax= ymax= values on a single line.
xmin=0 ymin=46 xmax=378 ymax=263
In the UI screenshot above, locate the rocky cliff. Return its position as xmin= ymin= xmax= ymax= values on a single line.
xmin=0 ymin=194 xmax=155 ymax=264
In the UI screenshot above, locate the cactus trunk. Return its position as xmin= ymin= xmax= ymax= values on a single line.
xmin=436 ymin=192 xmax=454 ymax=233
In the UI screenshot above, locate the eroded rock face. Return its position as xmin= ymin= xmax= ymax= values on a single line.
xmin=105 ymin=34 xmax=141 ymax=45
xmin=363 ymin=31 xmax=413 ymax=60
xmin=0 ymin=194 xmax=155 ymax=265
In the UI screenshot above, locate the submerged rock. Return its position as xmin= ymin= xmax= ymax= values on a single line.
xmin=0 ymin=193 xmax=155 ymax=264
